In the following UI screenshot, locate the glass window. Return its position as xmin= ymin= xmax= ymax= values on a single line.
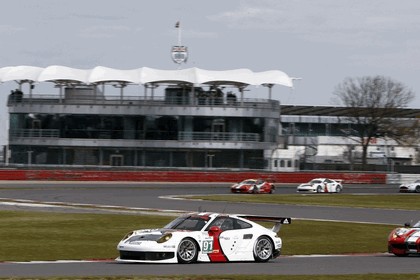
xmin=280 ymin=160 xmax=285 ymax=167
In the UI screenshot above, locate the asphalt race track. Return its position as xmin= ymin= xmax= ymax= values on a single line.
xmin=1 ymin=181 xmax=419 ymax=277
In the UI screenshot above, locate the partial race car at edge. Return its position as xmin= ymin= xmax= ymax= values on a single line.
xmin=399 ymin=179 xmax=420 ymax=193
xmin=388 ymin=220 xmax=420 ymax=256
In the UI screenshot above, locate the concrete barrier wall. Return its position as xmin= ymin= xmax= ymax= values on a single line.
xmin=387 ymin=173 xmax=420 ymax=185
xmin=0 ymin=169 xmax=387 ymax=184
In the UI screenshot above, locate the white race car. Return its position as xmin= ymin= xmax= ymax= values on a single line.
xmin=399 ymin=180 xmax=420 ymax=193
xmin=116 ymin=212 xmax=291 ymax=264
xmin=296 ymin=178 xmax=343 ymax=193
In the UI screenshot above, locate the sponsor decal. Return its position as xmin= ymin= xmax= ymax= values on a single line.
xmin=243 ymin=234 xmax=253 ymax=239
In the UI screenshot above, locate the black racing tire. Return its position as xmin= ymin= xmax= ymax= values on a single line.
xmin=252 ymin=186 xmax=258 ymax=194
xmin=335 ymin=185 xmax=342 ymax=193
xmin=394 ymin=253 xmax=408 ymax=257
xmin=177 ymin=238 xmax=198 ymax=264
xmin=415 ymin=185 xmax=420 ymax=193
xmin=253 ymin=236 xmax=273 ymax=262
xmin=269 ymin=186 xmax=275 ymax=194
xmin=316 ymin=186 xmax=323 ymax=193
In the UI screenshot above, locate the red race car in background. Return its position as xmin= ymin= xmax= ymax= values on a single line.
xmin=230 ymin=179 xmax=275 ymax=194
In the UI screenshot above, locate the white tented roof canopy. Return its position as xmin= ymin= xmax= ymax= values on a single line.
xmin=0 ymin=65 xmax=295 ymax=87
xmin=0 ymin=66 xmax=44 ymax=83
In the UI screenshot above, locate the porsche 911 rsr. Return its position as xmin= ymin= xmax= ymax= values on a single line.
xmin=296 ymin=178 xmax=343 ymax=193
xmin=399 ymin=180 xmax=420 ymax=193
xmin=388 ymin=220 xmax=420 ymax=256
xmin=230 ymin=179 xmax=275 ymax=194
xmin=116 ymin=212 xmax=291 ymax=264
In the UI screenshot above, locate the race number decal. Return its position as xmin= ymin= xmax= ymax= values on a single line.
xmin=202 ymin=240 xmax=214 ymax=253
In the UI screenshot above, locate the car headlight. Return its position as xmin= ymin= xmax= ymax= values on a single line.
xmin=157 ymin=233 xmax=173 ymax=243
xmin=392 ymin=228 xmax=409 ymax=239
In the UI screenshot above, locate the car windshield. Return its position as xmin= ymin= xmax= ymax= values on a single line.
xmin=163 ymin=215 xmax=209 ymax=231
xmin=309 ymin=179 xmax=322 ymax=184
xmin=241 ymin=180 xmax=256 ymax=184
xmin=412 ymin=221 xmax=420 ymax=228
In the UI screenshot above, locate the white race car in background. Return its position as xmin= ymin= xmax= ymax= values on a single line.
xmin=116 ymin=212 xmax=291 ymax=264
xmin=399 ymin=180 xmax=420 ymax=193
xmin=297 ymin=178 xmax=343 ymax=193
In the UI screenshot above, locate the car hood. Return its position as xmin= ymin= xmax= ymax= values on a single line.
xmin=127 ymin=228 xmax=191 ymax=241
xmin=391 ymin=227 xmax=420 ymax=239
xmin=232 ymin=183 xmax=251 ymax=188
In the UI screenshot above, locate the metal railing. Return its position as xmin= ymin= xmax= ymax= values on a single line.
xmin=9 ymin=129 xmax=60 ymax=138
xmin=7 ymin=94 xmax=280 ymax=110
xmin=178 ymin=132 xmax=260 ymax=142
xmin=9 ymin=129 xmax=262 ymax=142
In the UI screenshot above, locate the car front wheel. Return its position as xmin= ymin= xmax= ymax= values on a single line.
xmin=253 ymin=236 xmax=273 ymax=262
xmin=177 ymin=238 xmax=198 ymax=264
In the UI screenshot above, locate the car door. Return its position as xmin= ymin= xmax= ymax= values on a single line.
xmin=207 ymin=217 xmax=250 ymax=260
xmin=219 ymin=218 xmax=255 ymax=259
xmin=325 ymin=179 xmax=335 ymax=192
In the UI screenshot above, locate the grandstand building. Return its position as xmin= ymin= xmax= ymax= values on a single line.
xmin=2 ymin=66 xmax=419 ymax=172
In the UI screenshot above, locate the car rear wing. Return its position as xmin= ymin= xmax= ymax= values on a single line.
xmin=237 ymin=215 xmax=291 ymax=233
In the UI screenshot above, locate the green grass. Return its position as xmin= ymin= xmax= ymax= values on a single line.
xmin=0 ymin=210 xmax=415 ymax=279
xmin=280 ymin=220 xmax=393 ymax=255
xmin=187 ymin=194 xmax=420 ymax=210
xmin=0 ymin=210 xmax=396 ymax=262
xmin=0 ymin=193 xmax=417 ymax=280
xmin=0 ymin=211 xmax=171 ymax=262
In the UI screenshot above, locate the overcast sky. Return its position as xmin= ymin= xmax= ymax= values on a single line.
xmin=1 ymin=0 xmax=420 ymax=143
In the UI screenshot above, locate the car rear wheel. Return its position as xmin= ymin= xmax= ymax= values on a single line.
xmin=269 ymin=186 xmax=275 ymax=194
xmin=416 ymin=186 xmax=420 ymax=193
xmin=335 ymin=186 xmax=342 ymax=193
xmin=177 ymin=238 xmax=198 ymax=264
xmin=253 ymin=236 xmax=273 ymax=262
xmin=316 ymin=186 xmax=323 ymax=193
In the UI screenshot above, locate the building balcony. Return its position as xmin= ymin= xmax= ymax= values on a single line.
xmin=10 ymin=129 xmax=260 ymax=142
xmin=8 ymin=94 xmax=280 ymax=118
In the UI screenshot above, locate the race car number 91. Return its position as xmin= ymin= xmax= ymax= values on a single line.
xmin=201 ymin=240 xmax=214 ymax=253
